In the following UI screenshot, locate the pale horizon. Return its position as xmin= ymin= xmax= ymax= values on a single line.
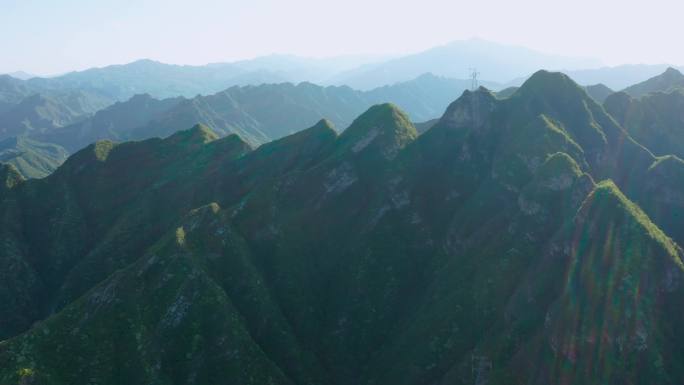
xmin=3 ymin=0 xmax=683 ymax=76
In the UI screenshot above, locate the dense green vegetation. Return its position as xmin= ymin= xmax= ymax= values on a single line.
xmin=0 ymin=136 xmax=69 ymax=178
xmin=605 ymin=87 xmax=684 ymax=159
xmin=59 ymin=74 xmax=474 ymax=147
xmin=622 ymin=67 xmax=684 ymax=97
xmin=584 ymin=83 xmax=614 ymax=103
xmin=1 ymin=72 xmax=475 ymax=176
xmin=1 ymin=70 xmax=684 ymax=385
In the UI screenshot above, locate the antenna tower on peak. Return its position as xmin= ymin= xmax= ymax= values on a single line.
xmin=468 ymin=68 xmax=480 ymax=91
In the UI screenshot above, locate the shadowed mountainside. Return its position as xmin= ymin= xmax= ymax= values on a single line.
xmin=1 ymin=71 xmax=684 ymax=385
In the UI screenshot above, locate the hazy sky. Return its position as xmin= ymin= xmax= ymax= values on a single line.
xmin=1 ymin=0 xmax=681 ymax=75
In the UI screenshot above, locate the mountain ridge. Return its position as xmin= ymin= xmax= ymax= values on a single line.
xmin=2 ymin=68 xmax=684 ymax=385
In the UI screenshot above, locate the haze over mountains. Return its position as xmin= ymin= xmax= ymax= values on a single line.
xmin=329 ymin=38 xmax=601 ymax=89
xmin=2 ymin=67 xmax=684 ymax=384
xmin=3 ymin=39 xmax=684 ymax=180
xmin=0 ymin=71 xmax=490 ymax=178
xmin=4 ymin=0 xmax=684 ymax=381
xmin=0 ymin=39 xmax=684 ymax=177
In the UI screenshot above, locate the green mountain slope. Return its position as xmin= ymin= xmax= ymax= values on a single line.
xmin=584 ymin=83 xmax=613 ymax=103
xmin=0 ymin=136 xmax=69 ymax=178
xmin=37 ymin=94 xmax=183 ymax=152
xmin=0 ymin=91 xmax=112 ymax=139
xmin=506 ymin=181 xmax=684 ymax=385
xmin=0 ymin=75 xmax=36 ymax=115
xmin=42 ymin=75 xmax=470 ymax=150
xmin=1 ymin=71 xmax=684 ymax=385
xmin=22 ymin=56 xmax=386 ymax=101
xmin=623 ymin=67 xmax=684 ymax=98
xmin=564 ymin=64 xmax=684 ymax=90
xmin=604 ymin=89 xmax=684 ymax=158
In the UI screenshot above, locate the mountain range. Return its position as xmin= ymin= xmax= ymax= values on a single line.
xmin=328 ymin=38 xmax=601 ymax=89
xmin=1 ymin=69 xmax=684 ymax=385
xmin=566 ymin=64 xmax=684 ymax=90
xmin=4 ymin=65 xmax=684 ymax=182
xmin=2 ymin=74 xmax=487 ymax=178
xmin=0 ymin=136 xmax=68 ymax=178
xmin=4 ymin=60 xmax=684 ymax=182
xmin=604 ymin=68 xmax=684 ymax=159
xmin=4 ymin=39 xmax=597 ymax=99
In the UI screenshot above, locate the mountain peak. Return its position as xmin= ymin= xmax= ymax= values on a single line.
xmin=244 ymin=119 xmax=338 ymax=174
xmin=128 ymin=59 xmax=164 ymax=67
xmin=663 ymin=67 xmax=684 ymax=78
xmin=578 ymin=180 xmax=681 ymax=259
xmin=165 ymin=123 xmax=220 ymax=146
xmin=623 ymin=67 xmax=684 ymax=97
xmin=584 ymin=83 xmax=614 ymax=103
xmin=259 ymin=118 xmax=337 ymax=153
xmin=339 ymin=103 xmax=417 ymax=158
xmin=437 ymin=86 xmax=498 ymax=130
xmin=312 ymin=118 xmax=336 ymax=133
xmin=518 ymin=70 xmax=585 ymax=99
xmin=128 ymin=93 xmax=155 ymax=102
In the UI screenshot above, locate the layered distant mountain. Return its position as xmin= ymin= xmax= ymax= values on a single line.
xmin=498 ymin=84 xmax=614 ymax=104
xmin=0 ymin=75 xmax=37 ymax=114
xmin=604 ymin=69 xmax=684 ymax=159
xmin=563 ymin=64 xmax=684 ymax=90
xmin=1 ymin=72 xmax=480 ymax=177
xmin=36 ymin=74 xmax=481 ymax=152
xmin=583 ymin=83 xmax=614 ymax=103
xmin=2 ymin=71 xmax=36 ymax=80
xmin=37 ymin=94 xmax=184 ymax=152
xmin=4 ymin=41 xmax=683 ymax=106
xmin=2 ymin=71 xmax=684 ymax=385
xmin=0 ymin=136 xmax=68 ymax=178
xmin=0 ymin=91 xmax=111 ymax=139
xmin=3 ymin=46 xmax=684 ymax=183
xmin=2 ymin=39 xmax=603 ymax=101
xmin=503 ymin=64 xmax=684 ymax=91
xmin=18 ymin=55 xmax=390 ymax=101
xmin=329 ymin=38 xmax=601 ymax=89
xmin=622 ymin=67 xmax=684 ymax=97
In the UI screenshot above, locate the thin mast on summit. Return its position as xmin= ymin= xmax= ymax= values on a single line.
xmin=468 ymin=68 xmax=480 ymax=90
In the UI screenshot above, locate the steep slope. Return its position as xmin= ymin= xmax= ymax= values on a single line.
xmin=7 ymin=74 xmax=481 ymax=158
xmin=414 ymin=119 xmax=438 ymax=134
xmin=37 ymin=94 xmax=183 ymax=152
xmin=495 ymin=86 xmax=519 ymax=99
xmin=0 ymin=91 xmax=111 ymax=139
xmin=0 ymin=136 xmax=69 ymax=178
xmin=365 ymin=73 xmax=489 ymax=121
xmin=118 ymin=77 xmax=468 ymax=147
xmin=604 ymin=89 xmax=684 ymax=158
xmin=0 ymin=210 xmax=304 ymax=385
xmin=0 ymin=124 xmax=252 ymax=339
xmin=584 ymin=83 xmax=613 ymax=103
xmin=564 ymin=64 xmax=683 ymax=90
xmin=129 ymin=83 xmax=360 ymax=145
xmin=511 ymin=181 xmax=684 ymax=385
xmin=623 ymin=67 xmax=684 ymax=98
xmin=632 ymin=156 xmax=684 ymax=248
xmin=1 ymin=73 xmax=684 ymax=385
xmin=0 ymin=75 xmax=36 ymax=114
